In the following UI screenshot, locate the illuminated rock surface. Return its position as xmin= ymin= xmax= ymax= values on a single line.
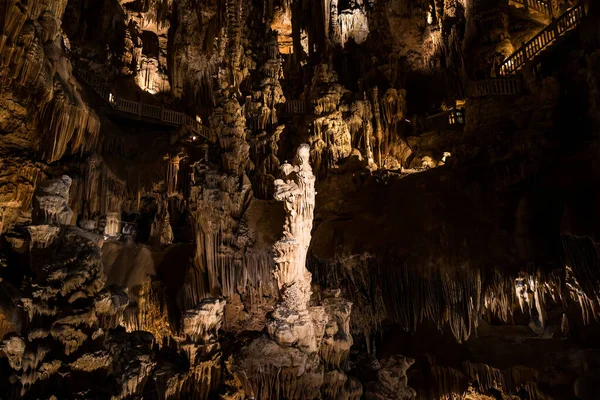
xmin=1 ymin=0 xmax=600 ymax=398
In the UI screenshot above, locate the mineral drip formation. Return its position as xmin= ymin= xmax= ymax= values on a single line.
xmin=232 ymin=145 xmax=374 ymax=399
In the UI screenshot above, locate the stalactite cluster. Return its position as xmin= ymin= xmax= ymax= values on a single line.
xmin=1 ymin=0 xmax=600 ymax=398
xmin=310 ymin=252 xmax=600 ymax=344
xmin=1 ymin=0 xmax=100 ymax=164
xmin=0 ymin=160 xmax=40 ymax=234
xmin=70 ymin=154 xmax=126 ymax=221
xmin=422 ymin=361 xmax=544 ymax=400
xmin=123 ymin=281 xmax=173 ymax=346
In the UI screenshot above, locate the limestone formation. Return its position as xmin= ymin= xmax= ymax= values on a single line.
xmin=1 ymin=0 xmax=600 ymax=398
xmin=0 ymin=176 xmax=120 ymax=396
xmin=364 ymin=356 xmax=417 ymax=400
xmin=31 ymin=175 xmax=74 ymax=225
xmin=229 ymin=145 xmax=364 ymax=399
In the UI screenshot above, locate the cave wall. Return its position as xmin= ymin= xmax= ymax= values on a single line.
xmin=1 ymin=0 xmax=600 ymax=398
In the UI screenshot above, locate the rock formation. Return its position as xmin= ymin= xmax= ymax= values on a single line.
xmin=364 ymin=355 xmax=417 ymax=400
xmin=232 ymin=144 xmax=366 ymax=399
xmin=0 ymin=176 xmax=130 ymax=398
xmin=1 ymin=0 xmax=600 ymax=398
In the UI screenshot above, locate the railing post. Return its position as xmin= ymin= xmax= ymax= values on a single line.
xmin=138 ymin=101 xmax=142 ymax=117
xmin=161 ymin=105 xmax=165 ymax=121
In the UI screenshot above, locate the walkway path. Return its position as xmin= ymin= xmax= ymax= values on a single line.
xmin=468 ymin=3 xmax=585 ymax=98
xmin=74 ymin=64 xmax=209 ymax=140
xmin=468 ymin=78 xmax=522 ymax=97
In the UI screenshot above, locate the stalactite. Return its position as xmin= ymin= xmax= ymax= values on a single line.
xmin=565 ymin=265 xmax=600 ymax=325
xmin=165 ymin=153 xmax=186 ymax=197
xmin=178 ymin=194 xmax=277 ymax=312
xmin=323 ymin=0 xmax=331 ymax=42
xmin=338 ymin=8 xmax=369 ymax=47
xmin=3 ymin=1 xmax=28 ymax=45
xmin=429 ymin=365 xmax=469 ymax=400
xmin=309 ymin=255 xmax=386 ymax=338
xmin=371 ymin=87 xmax=384 ymax=166
xmin=226 ymin=0 xmax=243 ymax=85
xmin=123 ymin=281 xmax=173 ymax=346
xmin=330 ymin=0 xmax=341 ymax=45
xmin=40 ymin=92 xmax=100 ymax=163
xmin=69 ymin=155 xmax=127 ymax=220
xmin=0 ymin=161 xmax=40 ymax=233
xmin=145 ymin=0 xmax=173 ymax=29
xmin=309 ymin=252 xmax=594 ymax=343
xmin=12 ymin=34 xmax=43 ymax=86
xmin=239 ymin=358 xmax=324 ymax=400
xmin=483 ymin=269 xmax=516 ymax=323
xmin=562 ymin=235 xmax=600 ymax=312
xmin=178 ymin=358 xmax=222 ymax=400
xmin=463 ymin=362 xmax=543 ymax=400
xmin=1 ymin=1 xmax=97 ymax=167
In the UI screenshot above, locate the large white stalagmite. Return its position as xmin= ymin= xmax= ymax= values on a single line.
xmin=233 ymin=144 xmax=361 ymax=399
xmin=268 ymin=143 xmax=322 ymax=352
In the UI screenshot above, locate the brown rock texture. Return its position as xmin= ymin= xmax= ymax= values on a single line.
xmin=1 ymin=0 xmax=600 ymax=399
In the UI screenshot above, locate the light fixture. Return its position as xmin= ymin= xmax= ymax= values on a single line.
xmin=192 ymin=136 xmax=197 ymax=141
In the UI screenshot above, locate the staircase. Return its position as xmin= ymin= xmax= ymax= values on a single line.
xmin=74 ymin=65 xmax=209 ymax=140
xmin=499 ymin=3 xmax=586 ymax=76
xmin=510 ymin=0 xmax=553 ymax=17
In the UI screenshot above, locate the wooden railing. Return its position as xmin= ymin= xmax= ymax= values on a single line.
xmin=74 ymin=64 xmax=209 ymax=140
xmin=423 ymin=109 xmax=465 ymax=131
xmin=468 ymin=78 xmax=522 ymax=97
xmin=511 ymin=0 xmax=552 ymax=16
xmin=285 ymin=99 xmax=306 ymax=114
xmin=529 ymin=106 xmax=554 ymax=127
xmin=499 ymin=4 xmax=585 ymax=76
